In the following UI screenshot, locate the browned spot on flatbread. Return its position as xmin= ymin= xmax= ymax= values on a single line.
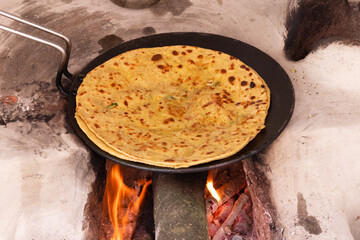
xmin=240 ymin=64 xmax=250 ymax=71
xmin=202 ymin=101 xmax=214 ymax=108
xmin=151 ymin=54 xmax=162 ymax=61
xmin=163 ymin=118 xmax=175 ymax=124
xmin=228 ymin=76 xmax=235 ymax=85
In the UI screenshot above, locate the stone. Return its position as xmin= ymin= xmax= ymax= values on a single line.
xmin=152 ymin=172 xmax=208 ymax=240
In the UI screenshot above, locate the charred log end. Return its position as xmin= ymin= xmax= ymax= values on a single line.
xmin=242 ymin=157 xmax=283 ymax=240
xmin=284 ymin=0 xmax=360 ymax=61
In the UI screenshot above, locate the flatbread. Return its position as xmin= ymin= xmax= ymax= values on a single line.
xmin=75 ymin=45 xmax=270 ymax=168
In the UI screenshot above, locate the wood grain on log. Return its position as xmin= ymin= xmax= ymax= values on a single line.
xmin=212 ymin=194 xmax=250 ymax=240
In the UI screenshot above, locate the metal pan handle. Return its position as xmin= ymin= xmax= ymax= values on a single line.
xmin=0 ymin=10 xmax=73 ymax=95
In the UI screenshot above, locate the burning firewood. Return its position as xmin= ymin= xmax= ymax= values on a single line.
xmin=206 ymin=163 xmax=255 ymax=240
xmin=216 ymin=174 xmax=246 ymax=206
xmin=99 ymin=160 xmax=152 ymax=240
xmin=206 ymin=171 xmax=247 ymax=218
xmin=233 ymin=208 xmax=252 ymax=234
xmin=212 ymin=194 xmax=250 ymax=240
xmin=214 ymin=198 xmax=235 ymax=224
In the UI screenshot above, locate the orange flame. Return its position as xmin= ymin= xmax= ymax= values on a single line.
xmin=206 ymin=172 xmax=220 ymax=202
xmin=102 ymin=164 xmax=151 ymax=240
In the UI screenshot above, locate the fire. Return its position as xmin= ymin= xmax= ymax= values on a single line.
xmin=102 ymin=164 xmax=151 ymax=240
xmin=206 ymin=172 xmax=220 ymax=202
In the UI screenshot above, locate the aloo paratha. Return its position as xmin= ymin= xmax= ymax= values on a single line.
xmin=75 ymin=45 xmax=270 ymax=168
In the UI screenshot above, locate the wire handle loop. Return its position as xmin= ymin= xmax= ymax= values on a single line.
xmin=0 ymin=10 xmax=73 ymax=95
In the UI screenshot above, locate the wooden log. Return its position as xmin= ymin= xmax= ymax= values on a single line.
xmin=243 ymin=157 xmax=283 ymax=240
xmin=213 ymin=197 xmax=234 ymax=224
xmin=208 ymin=222 xmax=220 ymax=237
xmin=152 ymin=172 xmax=208 ymax=240
xmin=212 ymin=194 xmax=250 ymax=240
xmin=205 ymin=173 xmax=246 ymax=216
xmin=208 ymin=198 xmax=235 ymax=237
xmin=206 ymin=196 xmax=219 ymax=221
xmin=217 ymin=174 xmax=246 ymax=206
xmin=232 ymin=207 xmax=252 ymax=235
xmin=211 ymin=162 xmax=244 ymax=188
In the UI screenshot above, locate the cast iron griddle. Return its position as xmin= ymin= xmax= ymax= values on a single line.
xmin=67 ymin=32 xmax=295 ymax=173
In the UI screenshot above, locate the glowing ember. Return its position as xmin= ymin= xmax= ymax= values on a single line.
xmin=206 ymin=173 xmax=220 ymax=202
xmin=102 ymin=164 xmax=151 ymax=240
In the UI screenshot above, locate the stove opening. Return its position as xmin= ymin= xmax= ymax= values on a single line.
xmin=206 ymin=163 xmax=253 ymax=239
xmin=100 ymin=162 xmax=152 ymax=239
xmin=84 ymin=157 xmax=281 ymax=240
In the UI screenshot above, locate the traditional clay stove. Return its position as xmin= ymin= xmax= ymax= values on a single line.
xmin=1 ymin=1 xmax=359 ymax=240
xmin=0 ymin=6 xmax=291 ymax=240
